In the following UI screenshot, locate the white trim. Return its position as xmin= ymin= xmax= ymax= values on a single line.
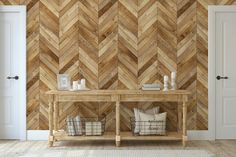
xmin=208 ymin=5 xmax=217 ymax=141
xmin=0 ymin=6 xmax=27 ymax=140
xmin=208 ymin=5 xmax=236 ymax=140
xmin=187 ymin=131 xmax=214 ymax=140
xmin=27 ymin=130 xmax=213 ymax=141
xmin=27 ymin=130 xmax=49 ymax=140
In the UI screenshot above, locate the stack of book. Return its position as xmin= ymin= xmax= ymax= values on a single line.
xmin=142 ymin=84 xmax=161 ymax=90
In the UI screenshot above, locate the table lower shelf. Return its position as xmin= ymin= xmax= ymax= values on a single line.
xmin=53 ymin=131 xmax=182 ymax=141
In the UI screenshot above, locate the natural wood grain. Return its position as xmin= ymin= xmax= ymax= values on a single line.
xmin=39 ymin=0 xmax=59 ymax=130
xmin=138 ymin=0 xmax=158 ymax=87
xmin=78 ymin=0 xmax=99 ymax=89
xmin=98 ymin=0 xmax=118 ymax=132
xmin=182 ymin=97 xmax=187 ymax=146
xmin=46 ymin=89 xmax=189 ymax=147
xmin=53 ymin=131 xmax=182 ymax=141
xmin=98 ymin=0 xmax=118 ymax=90
xmin=157 ymin=0 xmax=177 ymax=79
xmin=54 ymin=131 xmax=116 ymax=141
xmin=46 ymin=90 xmax=191 ymax=95
xmin=121 ymin=131 xmax=182 ymax=141
xmin=177 ymin=0 xmax=197 ymax=130
xmin=156 ymin=0 xmax=178 ymax=131
xmin=59 ymin=0 xmax=81 ymax=132
xmin=116 ymin=99 xmax=120 ymax=146
xmin=196 ymin=0 xmax=215 ymax=130
xmin=0 ymin=0 xmax=19 ymax=5
xmin=77 ymin=0 xmax=100 ymax=132
xmin=23 ymin=0 xmax=41 ymax=130
xmin=48 ymin=94 xmax=54 ymax=147
xmin=118 ymin=0 xmax=138 ymax=90
xmin=217 ymin=0 xmax=236 ymax=4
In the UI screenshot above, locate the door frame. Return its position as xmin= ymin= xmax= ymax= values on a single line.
xmin=208 ymin=5 xmax=236 ymax=140
xmin=0 ymin=6 xmax=26 ymax=140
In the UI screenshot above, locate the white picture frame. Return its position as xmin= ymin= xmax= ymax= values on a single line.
xmin=57 ymin=74 xmax=71 ymax=90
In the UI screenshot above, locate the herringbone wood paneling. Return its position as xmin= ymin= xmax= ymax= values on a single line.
xmin=118 ymin=0 xmax=138 ymax=90
xmin=118 ymin=0 xmax=138 ymax=131
xmin=58 ymin=0 xmax=80 ymax=129
xmin=24 ymin=0 xmax=40 ymax=130
xmin=98 ymin=0 xmax=118 ymax=131
xmin=0 ymin=0 xmax=19 ymax=4
xmin=78 ymin=0 xmax=99 ymax=89
xmin=157 ymin=0 xmax=178 ymax=131
xmin=98 ymin=0 xmax=118 ymax=90
xmin=138 ymin=0 xmax=158 ymax=87
xmin=3 ymin=0 xmax=236 ymax=130
xmin=177 ymin=0 xmax=197 ymax=130
xmin=77 ymin=0 xmax=100 ymax=129
xmin=39 ymin=0 xmax=59 ymax=129
xmin=196 ymin=0 xmax=215 ymax=130
xmin=217 ymin=0 xmax=236 ymax=4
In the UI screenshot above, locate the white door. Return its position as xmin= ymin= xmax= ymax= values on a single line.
xmin=215 ymin=8 xmax=236 ymax=139
xmin=0 ymin=7 xmax=26 ymax=139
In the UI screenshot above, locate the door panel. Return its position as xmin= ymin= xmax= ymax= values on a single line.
xmin=223 ymin=98 xmax=236 ymax=125
xmin=0 ymin=97 xmax=13 ymax=125
xmin=0 ymin=23 xmax=11 ymax=89
xmin=0 ymin=12 xmax=20 ymax=139
xmin=223 ymin=20 xmax=236 ymax=89
xmin=216 ymin=11 xmax=236 ymax=139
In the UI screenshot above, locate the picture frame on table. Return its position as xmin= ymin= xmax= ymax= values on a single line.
xmin=57 ymin=74 xmax=71 ymax=90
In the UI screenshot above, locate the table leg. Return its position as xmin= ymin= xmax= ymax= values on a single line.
xmin=116 ymin=100 xmax=120 ymax=147
xmin=182 ymin=100 xmax=187 ymax=147
xmin=54 ymin=101 xmax=58 ymax=131
xmin=48 ymin=95 xmax=54 ymax=147
xmin=178 ymin=103 xmax=182 ymax=133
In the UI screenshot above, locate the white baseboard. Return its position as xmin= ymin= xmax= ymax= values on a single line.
xmin=27 ymin=130 xmax=49 ymax=140
xmin=187 ymin=130 xmax=214 ymax=140
xmin=27 ymin=130 xmax=213 ymax=141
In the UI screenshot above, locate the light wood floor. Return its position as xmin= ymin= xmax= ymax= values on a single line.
xmin=0 ymin=140 xmax=236 ymax=157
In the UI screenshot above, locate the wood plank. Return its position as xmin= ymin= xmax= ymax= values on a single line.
xmin=53 ymin=131 xmax=182 ymax=141
xmin=46 ymin=90 xmax=191 ymax=95
xmin=121 ymin=132 xmax=182 ymax=141
xmin=177 ymin=0 xmax=197 ymax=130
xmin=54 ymin=131 xmax=116 ymax=141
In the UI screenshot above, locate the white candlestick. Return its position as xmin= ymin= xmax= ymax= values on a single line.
xmin=81 ymin=79 xmax=86 ymax=89
xmin=72 ymin=81 xmax=79 ymax=90
xmin=171 ymin=72 xmax=176 ymax=79
xmin=171 ymin=72 xmax=177 ymax=90
xmin=78 ymin=84 xmax=82 ymax=90
xmin=163 ymin=75 xmax=169 ymax=91
xmin=164 ymin=75 xmax=169 ymax=81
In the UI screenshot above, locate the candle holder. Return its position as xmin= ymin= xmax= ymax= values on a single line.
xmin=171 ymin=72 xmax=177 ymax=90
xmin=163 ymin=75 xmax=169 ymax=91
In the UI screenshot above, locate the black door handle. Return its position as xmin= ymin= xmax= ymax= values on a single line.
xmin=7 ymin=76 xmax=19 ymax=80
xmin=216 ymin=76 xmax=228 ymax=80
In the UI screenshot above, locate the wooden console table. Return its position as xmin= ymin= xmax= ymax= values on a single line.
xmin=46 ymin=90 xmax=190 ymax=147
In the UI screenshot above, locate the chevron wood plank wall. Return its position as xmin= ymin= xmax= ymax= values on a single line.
xmin=156 ymin=0 xmax=178 ymax=131
xmin=1 ymin=0 xmax=236 ymax=130
xmin=24 ymin=0 xmax=40 ymax=130
xmin=58 ymin=0 xmax=80 ymax=130
xmin=98 ymin=0 xmax=118 ymax=130
xmin=177 ymin=0 xmax=197 ymax=130
xmin=118 ymin=0 xmax=138 ymax=130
